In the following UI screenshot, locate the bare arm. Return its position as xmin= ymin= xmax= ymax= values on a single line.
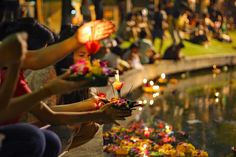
xmin=22 ymin=20 xmax=115 ymax=70
xmin=22 ymin=36 xmax=79 ymax=70
xmin=0 ymin=71 xmax=89 ymax=123
xmin=0 ymin=63 xmax=21 ymax=110
xmin=30 ymin=102 xmax=103 ymax=125
xmin=30 ymin=101 xmax=131 ymax=126
xmin=51 ymin=97 xmax=98 ymax=112
xmin=0 ymin=86 xmax=51 ymax=123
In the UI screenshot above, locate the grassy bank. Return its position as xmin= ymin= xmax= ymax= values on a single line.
xmin=121 ymin=31 xmax=236 ymax=57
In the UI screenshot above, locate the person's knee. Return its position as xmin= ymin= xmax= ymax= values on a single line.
xmin=41 ymin=129 xmax=62 ymax=157
xmin=0 ymin=123 xmax=46 ymax=157
xmin=82 ymin=122 xmax=99 ymax=139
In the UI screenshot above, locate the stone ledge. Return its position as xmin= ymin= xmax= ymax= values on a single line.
xmin=97 ymin=54 xmax=236 ymax=98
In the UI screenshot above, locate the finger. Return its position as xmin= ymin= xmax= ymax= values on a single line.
xmin=114 ymin=113 xmax=131 ymax=118
xmin=114 ymin=110 xmax=132 ymax=115
xmin=60 ymin=70 xmax=72 ymax=79
xmin=96 ymin=23 xmax=115 ymax=31
xmin=114 ymin=117 xmax=126 ymax=120
xmin=112 ymin=120 xmax=120 ymax=126
xmin=97 ymin=29 xmax=115 ymax=37
xmin=94 ymin=34 xmax=111 ymax=41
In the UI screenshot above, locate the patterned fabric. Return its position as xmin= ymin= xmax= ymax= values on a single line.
xmin=25 ymin=66 xmax=58 ymax=107
xmin=22 ymin=66 xmax=58 ymax=123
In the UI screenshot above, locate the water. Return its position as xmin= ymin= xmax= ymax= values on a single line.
xmin=134 ymin=67 xmax=236 ymax=157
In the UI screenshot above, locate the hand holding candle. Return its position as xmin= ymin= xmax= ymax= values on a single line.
xmin=76 ymin=20 xmax=115 ymax=44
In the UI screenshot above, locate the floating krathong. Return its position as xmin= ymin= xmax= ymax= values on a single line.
xmin=103 ymin=121 xmax=208 ymax=157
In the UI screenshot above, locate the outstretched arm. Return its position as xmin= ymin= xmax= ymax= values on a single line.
xmin=51 ymin=97 xmax=98 ymax=112
xmin=30 ymin=101 xmax=130 ymax=126
xmin=0 ymin=71 xmax=89 ymax=123
xmin=22 ymin=20 xmax=115 ymax=70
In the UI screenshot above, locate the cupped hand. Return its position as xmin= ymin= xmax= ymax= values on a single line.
xmin=97 ymin=103 xmax=132 ymax=125
xmin=76 ymin=20 xmax=115 ymax=44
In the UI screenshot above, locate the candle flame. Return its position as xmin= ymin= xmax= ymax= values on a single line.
xmin=161 ymin=73 xmax=166 ymax=79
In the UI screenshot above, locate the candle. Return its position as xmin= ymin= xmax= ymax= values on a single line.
xmin=85 ymin=22 xmax=101 ymax=55
xmin=149 ymin=81 xmax=154 ymax=86
xmin=149 ymin=100 xmax=154 ymax=105
xmin=144 ymin=127 xmax=150 ymax=137
xmin=161 ymin=73 xmax=166 ymax=79
xmin=112 ymin=70 xmax=124 ymax=97
xmin=115 ymin=70 xmax=120 ymax=82
xmin=84 ymin=26 xmax=92 ymax=39
xmin=143 ymin=79 xmax=148 ymax=84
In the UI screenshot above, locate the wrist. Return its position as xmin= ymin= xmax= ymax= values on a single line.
xmin=40 ymin=84 xmax=53 ymax=98
xmin=71 ymin=33 xmax=82 ymax=48
xmin=94 ymin=110 xmax=103 ymax=119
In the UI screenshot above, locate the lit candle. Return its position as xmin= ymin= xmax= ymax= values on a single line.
xmin=143 ymin=79 xmax=148 ymax=84
xmin=144 ymin=127 xmax=150 ymax=137
xmin=84 ymin=26 xmax=92 ymax=39
xmin=149 ymin=81 xmax=154 ymax=86
xmin=85 ymin=22 xmax=101 ymax=55
xmin=165 ymin=125 xmax=171 ymax=134
xmin=161 ymin=73 xmax=166 ymax=79
xmin=115 ymin=70 xmax=119 ymax=82
xmin=215 ymin=92 xmax=220 ymax=97
xmin=112 ymin=70 xmax=124 ymax=97
xmin=149 ymin=100 xmax=154 ymax=105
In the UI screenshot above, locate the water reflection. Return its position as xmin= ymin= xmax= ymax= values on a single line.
xmin=138 ymin=68 xmax=236 ymax=157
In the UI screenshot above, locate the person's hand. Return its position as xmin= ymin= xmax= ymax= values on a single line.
xmin=43 ymin=71 xmax=89 ymax=95
xmin=0 ymin=32 xmax=28 ymax=66
xmin=97 ymin=103 xmax=132 ymax=125
xmin=75 ymin=20 xmax=115 ymax=44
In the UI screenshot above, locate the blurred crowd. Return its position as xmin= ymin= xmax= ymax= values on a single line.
xmin=95 ymin=0 xmax=235 ymax=70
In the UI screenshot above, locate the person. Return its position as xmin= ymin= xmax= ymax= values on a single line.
xmin=0 ymin=18 xmax=131 ymax=151
xmin=162 ymin=42 xmax=185 ymax=60
xmin=127 ymin=43 xmax=143 ymax=70
xmin=189 ymin=20 xmax=209 ymax=46
xmin=166 ymin=0 xmax=192 ymax=45
xmin=0 ymin=32 xmax=61 ymax=157
xmin=137 ymin=30 xmax=156 ymax=64
xmin=153 ymin=4 xmax=168 ymax=54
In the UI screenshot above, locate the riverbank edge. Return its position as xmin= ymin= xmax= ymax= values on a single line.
xmin=97 ymin=54 xmax=236 ymax=98
xmin=65 ymin=54 xmax=236 ymax=157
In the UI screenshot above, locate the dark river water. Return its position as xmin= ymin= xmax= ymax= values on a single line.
xmin=129 ymin=67 xmax=236 ymax=157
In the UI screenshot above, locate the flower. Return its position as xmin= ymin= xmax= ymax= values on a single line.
xmin=85 ymin=40 xmax=101 ymax=55
xmin=113 ymin=81 xmax=124 ymax=91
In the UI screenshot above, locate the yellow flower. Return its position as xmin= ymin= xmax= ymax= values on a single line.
xmin=91 ymin=66 xmax=103 ymax=75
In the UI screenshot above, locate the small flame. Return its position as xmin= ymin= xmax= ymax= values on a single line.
xmin=161 ymin=73 xmax=166 ymax=79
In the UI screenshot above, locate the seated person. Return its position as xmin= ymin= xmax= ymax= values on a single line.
xmin=127 ymin=43 xmax=143 ymax=70
xmin=0 ymin=18 xmax=131 ymax=152
xmin=0 ymin=32 xmax=61 ymax=157
xmin=137 ymin=30 xmax=156 ymax=64
xmin=189 ymin=22 xmax=209 ymax=46
xmin=162 ymin=42 xmax=185 ymax=60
